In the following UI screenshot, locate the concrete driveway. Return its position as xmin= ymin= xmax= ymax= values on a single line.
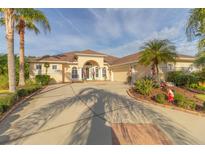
xmin=0 ymin=82 xmax=205 ymax=144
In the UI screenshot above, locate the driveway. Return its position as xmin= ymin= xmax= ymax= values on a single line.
xmin=0 ymin=82 xmax=205 ymax=144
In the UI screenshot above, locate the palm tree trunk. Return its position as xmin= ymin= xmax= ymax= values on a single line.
xmin=18 ymin=26 xmax=25 ymax=86
xmin=5 ymin=9 xmax=16 ymax=92
xmin=156 ymin=64 xmax=160 ymax=82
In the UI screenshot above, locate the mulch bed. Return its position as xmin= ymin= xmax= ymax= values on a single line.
xmin=129 ymin=86 xmax=205 ymax=112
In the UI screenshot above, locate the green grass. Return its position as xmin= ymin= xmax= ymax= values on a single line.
xmin=0 ymin=90 xmax=11 ymax=94
xmin=196 ymin=94 xmax=205 ymax=101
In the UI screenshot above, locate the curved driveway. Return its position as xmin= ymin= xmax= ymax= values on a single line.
xmin=0 ymin=82 xmax=205 ymax=144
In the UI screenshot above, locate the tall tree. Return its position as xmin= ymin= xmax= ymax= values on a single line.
xmin=15 ymin=9 xmax=50 ymax=86
xmin=0 ymin=9 xmax=16 ymax=92
xmin=186 ymin=8 xmax=205 ymax=67
xmin=139 ymin=39 xmax=177 ymax=80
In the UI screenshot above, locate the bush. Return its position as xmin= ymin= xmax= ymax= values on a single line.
xmin=174 ymin=92 xmax=196 ymax=110
xmin=203 ymin=102 xmax=205 ymax=110
xmin=0 ymin=75 xmax=9 ymax=90
xmin=0 ymin=84 xmax=42 ymax=114
xmin=17 ymin=84 xmax=42 ymax=98
xmin=167 ymin=71 xmax=199 ymax=86
xmin=0 ymin=93 xmax=17 ymax=113
xmin=155 ymin=94 xmax=167 ymax=104
xmin=135 ymin=79 xmax=154 ymax=95
xmin=35 ymin=75 xmax=50 ymax=85
xmin=189 ymin=83 xmax=205 ymax=91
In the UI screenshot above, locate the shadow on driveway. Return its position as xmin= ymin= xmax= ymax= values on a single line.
xmin=0 ymin=86 xmax=199 ymax=144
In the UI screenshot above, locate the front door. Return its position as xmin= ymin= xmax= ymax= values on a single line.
xmin=85 ymin=67 xmax=89 ymax=79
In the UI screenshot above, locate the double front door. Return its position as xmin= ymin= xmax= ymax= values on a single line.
xmin=84 ymin=67 xmax=94 ymax=80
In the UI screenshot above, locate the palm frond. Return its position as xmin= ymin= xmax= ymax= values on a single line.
xmin=139 ymin=39 xmax=177 ymax=66
xmin=15 ymin=8 xmax=51 ymax=34
xmin=186 ymin=8 xmax=205 ymax=40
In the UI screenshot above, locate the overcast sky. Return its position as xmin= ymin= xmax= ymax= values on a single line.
xmin=0 ymin=8 xmax=198 ymax=57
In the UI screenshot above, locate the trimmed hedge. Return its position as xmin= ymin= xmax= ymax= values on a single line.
xmin=0 ymin=84 xmax=42 ymax=114
xmin=155 ymin=94 xmax=167 ymax=104
xmin=166 ymin=71 xmax=199 ymax=86
xmin=35 ymin=75 xmax=50 ymax=85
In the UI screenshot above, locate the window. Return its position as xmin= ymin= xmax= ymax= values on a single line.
xmin=96 ymin=67 xmax=99 ymax=78
xmin=36 ymin=64 xmax=42 ymax=70
xmin=72 ymin=67 xmax=78 ymax=79
xmin=168 ymin=64 xmax=173 ymax=71
xmin=102 ymin=67 xmax=106 ymax=77
xmin=52 ymin=65 xmax=57 ymax=70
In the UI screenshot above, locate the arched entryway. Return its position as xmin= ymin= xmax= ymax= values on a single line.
xmin=82 ymin=60 xmax=100 ymax=80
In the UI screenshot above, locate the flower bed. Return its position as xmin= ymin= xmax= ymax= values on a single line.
xmin=130 ymin=83 xmax=205 ymax=113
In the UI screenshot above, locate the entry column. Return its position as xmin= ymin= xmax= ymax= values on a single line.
xmin=99 ymin=67 xmax=103 ymax=80
xmin=78 ymin=67 xmax=82 ymax=81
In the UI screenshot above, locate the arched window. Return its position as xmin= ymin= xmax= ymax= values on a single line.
xmin=72 ymin=67 xmax=78 ymax=79
xmin=96 ymin=67 xmax=99 ymax=78
xmin=102 ymin=67 xmax=106 ymax=78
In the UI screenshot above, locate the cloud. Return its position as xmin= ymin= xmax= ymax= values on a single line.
xmin=104 ymin=19 xmax=197 ymax=57
xmin=88 ymin=9 xmax=122 ymax=39
xmin=24 ymin=34 xmax=94 ymax=56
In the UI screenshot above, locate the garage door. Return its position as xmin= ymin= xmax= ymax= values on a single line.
xmin=113 ymin=71 xmax=128 ymax=82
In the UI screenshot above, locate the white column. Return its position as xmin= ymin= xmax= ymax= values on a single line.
xmin=99 ymin=67 xmax=102 ymax=80
xmin=78 ymin=68 xmax=82 ymax=80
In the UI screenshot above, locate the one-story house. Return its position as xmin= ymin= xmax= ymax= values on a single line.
xmin=29 ymin=49 xmax=198 ymax=83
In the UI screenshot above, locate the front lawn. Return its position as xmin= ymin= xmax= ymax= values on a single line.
xmin=196 ymin=94 xmax=205 ymax=101
xmin=0 ymin=90 xmax=10 ymax=94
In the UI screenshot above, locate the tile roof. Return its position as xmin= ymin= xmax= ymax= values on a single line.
xmin=111 ymin=52 xmax=142 ymax=65
xmin=30 ymin=49 xmax=195 ymax=66
xmin=31 ymin=49 xmax=119 ymax=64
xmin=111 ymin=52 xmax=195 ymax=65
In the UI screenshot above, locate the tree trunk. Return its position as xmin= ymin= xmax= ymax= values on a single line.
xmin=156 ymin=64 xmax=160 ymax=82
xmin=18 ymin=23 xmax=25 ymax=86
xmin=5 ymin=9 xmax=16 ymax=92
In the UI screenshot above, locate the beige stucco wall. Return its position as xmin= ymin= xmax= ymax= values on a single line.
xmin=29 ymin=62 xmax=64 ymax=83
xmin=29 ymin=56 xmax=197 ymax=83
xmin=77 ymin=55 xmax=104 ymax=68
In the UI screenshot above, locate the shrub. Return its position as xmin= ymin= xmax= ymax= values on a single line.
xmin=17 ymin=84 xmax=42 ymax=98
xmin=0 ymin=84 xmax=42 ymax=114
xmin=25 ymin=79 xmax=36 ymax=86
xmin=0 ymin=93 xmax=17 ymax=113
xmin=155 ymin=94 xmax=167 ymax=104
xmin=35 ymin=75 xmax=50 ymax=85
xmin=0 ymin=75 xmax=9 ymax=90
xmin=174 ymin=92 xmax=196 ymax=110
xmin=135 ymin=79 xmax=154 ymax=95
xmin=166 ymin=71 xmax=199 ymax=86
xmin=17 ymin=89 xmax=28 ymax=97
xmin=203 ymin=102 xmax=205 ymax=110
xmin=188 ymin=83 xmax=205 ymax=91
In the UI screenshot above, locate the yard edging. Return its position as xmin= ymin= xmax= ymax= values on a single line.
xmin=127 ymin=88 xmax=205 ymax=117
xmin=0 ymin=87 xmax=46 ymax=123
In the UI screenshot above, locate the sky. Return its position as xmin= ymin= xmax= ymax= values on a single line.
xmin=0 ymin=8 xmax=199 ymax=58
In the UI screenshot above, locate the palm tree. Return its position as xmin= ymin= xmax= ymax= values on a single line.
xmin=15 ymin=9 xmax=50 ymax=86
xmin=186 ymin=8 xmax=205 ymax=68
xmin=0 ymin=9 xmax=16 ymax=92
xmin=139 ymin=39 xmax=177 ymax=81
xmin=186 ymin=8 xmax=205 ymax=52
